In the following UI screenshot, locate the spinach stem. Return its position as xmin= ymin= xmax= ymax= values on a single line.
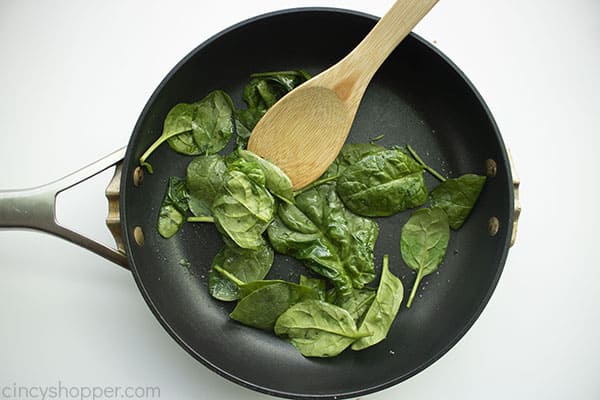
xmin=294 ymin=174 xmax=340 ymax=196
xmin=406 ymin=267 xmax=425 ymax=308
xmin=139 ymin=129 xmax=191 ymax=173
xmin=406 ymin=145 xmax=447 ymax=183
xmin=187 ymin=216 xmax=215 ymax=223
xmin=369 ymin=134 xmax=385 ymax=143
xmin=213 ymin=265 xmax=244 ymax=286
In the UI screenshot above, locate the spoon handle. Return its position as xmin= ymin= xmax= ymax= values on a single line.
xmin=340 ymin=0 xmax=439 ymax=93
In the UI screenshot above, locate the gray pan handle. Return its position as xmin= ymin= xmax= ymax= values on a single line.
xmin=0 ymin=148 xmax=129 ymax=269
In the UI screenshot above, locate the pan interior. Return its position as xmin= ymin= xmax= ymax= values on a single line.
xmin=121 ymin=9 xmax=512 ymax=399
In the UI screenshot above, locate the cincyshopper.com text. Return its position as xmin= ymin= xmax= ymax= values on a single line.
xmin=1 ymin=381 xmax=160 ymax=400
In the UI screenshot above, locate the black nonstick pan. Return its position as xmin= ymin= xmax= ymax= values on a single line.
xmin=0 ymin=8 xmax=519 ymax=399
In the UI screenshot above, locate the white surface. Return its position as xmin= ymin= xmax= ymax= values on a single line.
xmin=1 ymin=0 xmax=599 ymax=399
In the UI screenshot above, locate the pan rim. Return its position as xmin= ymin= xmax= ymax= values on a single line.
xmin=121 ymin=7 xmax=514 ymax=399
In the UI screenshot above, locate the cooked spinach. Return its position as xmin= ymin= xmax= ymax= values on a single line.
xmin=299 ymin=275 xmax=327 ymax=301
xmin=352 ymin=255 xmax=404 ymax=350
xmin=401 ymin=207 xmax=450 ymax=308
xmin=430 ymin=174 xmax=486 ymax=229
xmin=238 ymin=149 xmax=294 ymax=204
xmin=267 ymin=183 xmax=378 ymax=299
xmin=229 ymin=280 xmax=320 ymax=330
xmin=142 ymin=69 xmax=490 ymax=358
xmin=139 ymin=91 xmax=234 ymax=172
xmin=157 ymin=177 xmax=190 ymax=238
xmin=337 ymin=148 xmax=428 ymax=217
xmin=209 ymin=239 xmax=274 ymax=301
xmin=186 ymin=154 xmax=226 ymax=217
xmin=275 ymin=300 xmax=367 ymax=357
xmin=236 ymin=70 xmax=310 ymax=146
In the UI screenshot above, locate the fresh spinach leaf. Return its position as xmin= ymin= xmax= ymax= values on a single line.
xmin=139 ymin=91 xmax=234 ymax=172
xmin=186 ymin=154 xmax=226 ymax=217
xmin=352 ymin=255 xmax=404 ymax=350
xmin=229 ymin=281 xmax=320 ymax=330
xmin=209 ymin=239 xmax=274 ymax=302
xmin=334 ymin=287 xmax=377 ymax=325
xmin=274 ymin=300 xmax=367 ymax=357
xmin=267 ymin=183 xmax=378 ymax=299
xmin=401 ymin=208 xmax=450 ymax=308
xmin=323 ymin=143 xmax=386 ymax=179
xmin=238 ymin=149 xmax=294 ymax=204
xmin=430 ymin=174 xmax=486 ymax=230
xmin=157 ymin=177 xmax=190 ymax=238
xmin=299 ymin=275 xmax=327 ymax=301
xmin=337 ymin=148 xmax=428 ymax=217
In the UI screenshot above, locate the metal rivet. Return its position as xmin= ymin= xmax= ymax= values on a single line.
xmin=486 ymin=159 xmax=497 ymax=177
xmin=133 ymin=226 xmax=145 ymax=246
xmin=488 ymin=217 xmax=500 ymax=237
xmin=133 ymin=166 xmax=144 ymax=186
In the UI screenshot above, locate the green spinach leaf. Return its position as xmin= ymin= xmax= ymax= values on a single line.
xmin=186 ymin=154 xmax=226 ymax=217
xmin=267 ymin=183 xmax=378 ymax=299
xmin=299 ymin=275 xmax=327 ymax=301
xmin=333 ymin=287 xmax=377 ymax=324
xmin=337 ymin=148 xmax=427 ymax=217
xmin=139 ymin=91 xmax=234 ymax=172
xmin=209 ymin=239 xmax=274 ymax=301
xmin=401 ymin=208 xmax=450 ymax=308
xmin=238 ymin=149 xmax=294 ymax=204
xmin=157 ymin=177 xmax=189 ymax=238
xmin=323 ymin=143 xmax=386 ymax=178
xmin=430 ymin=174 xmax=486 ymax=229
xmin=229 ymin=281 xmax=319 ymax=330
xmin=275 ymin=300 xmax=367 ymax=357
xmin=352 ymin=255 xmax=404 ymax=350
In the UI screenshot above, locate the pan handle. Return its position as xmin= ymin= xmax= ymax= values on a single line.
xmin=0 ymin=148 xmax=129 ymax=269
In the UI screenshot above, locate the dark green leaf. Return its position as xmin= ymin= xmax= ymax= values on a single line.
xmin=186 ymin=154 xmax=226 ymax=217
xmin=337 ymin=148 xmax=427 ymax=217
xmin=299 ymin=275 xmax=327 ymax=301
xmin=323 ymin=143 xmax=386 ymax=178
xmin=401 ymin=208 xmax=450 ymax=308
xmin=186 ymin=90 xmax=235 ymax=154
xmin=267 ymin=183 xmax=378 ymax=299
xmin=229 ymin=282 xmax=319 ymax=330
xmin=430 ymin=174 xmax=486 ymax=229
xmin=138 ymin=91 xmax=234 ymax=172
xmin=208 ymin=240 xmax=274 ymax=302
xmin=157 ymin=177 xmax=189 ymax=238
xmin=352 ymin=255 xmax=404 ymax=350
xmin=275 ymin=300 xmax=366 ymax=357
xmin=238 ymin=149 xmax=294 ymax=204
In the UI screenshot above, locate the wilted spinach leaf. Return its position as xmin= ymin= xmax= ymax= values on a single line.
xmin=267 ymin=183 xmax=378 ymax=299
xmin=157 ymin=177 xmax=190 ymax=238
xmin=209 ymin=239 xmax=274 ymax=302
xmin=229 ymin=281 xmax=319 ymax=330
xmin=235 ymin=70 xmax=311 ymax=146
xmin=352 ymin=255 xmax=404 ymax=350
xmin=337 ymin=148 xmax=427 ymax=217
xmin=401 ymin=208 xmax=450 ymax=308
xmin=430 ymin=174 xmax=486 ymax=230
xmin=275 ymin=300 xmax=367 ymax=357
xmin=238 ymin=149 xmax=294 ymax=204
xmin=323 ymin=143 xmax=386 ymax=179
xmin=333 ymin=287 xmax=377 ymax=325
xmin=139 ymin=90 xmax=234 ymax=172
xmin=299 ymin=275 xmax=327 ymax=301
xmin=186 ymin=154 xmax=226 ymax=217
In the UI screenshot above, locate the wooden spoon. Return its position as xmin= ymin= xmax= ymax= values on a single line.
xmin=247 ymin=0 xmax=438 ymax=189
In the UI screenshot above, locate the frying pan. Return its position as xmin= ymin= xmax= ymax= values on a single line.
xmin=0 ymin=8 xmax=519 ymax=399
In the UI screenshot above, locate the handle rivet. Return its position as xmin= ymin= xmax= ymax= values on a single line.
xmin=133 ymin=166 xmax=144 ymax=187
xmin=488 ymin=217 xmax=500 ymax=237
xmin=133 ymin=226 xmax=145 ymax=246
xmin=486 ymin=159 xmax=497 ymax=177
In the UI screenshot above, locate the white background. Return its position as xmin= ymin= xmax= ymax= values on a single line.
xmin=1 ymin=0 xmax=599 ymax=399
